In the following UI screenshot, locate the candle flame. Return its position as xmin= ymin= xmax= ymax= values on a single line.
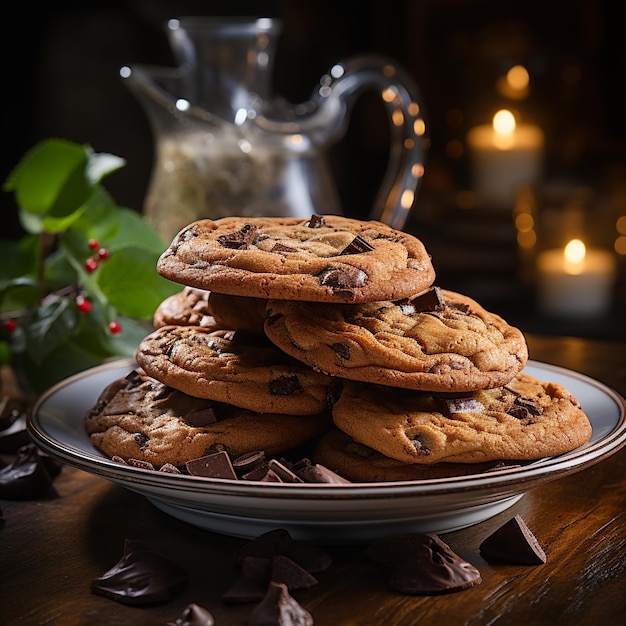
xmin=493 ymin=110 xmax=516 ymax=136
xmin=563 ymin=238 xmax=586 ymax=275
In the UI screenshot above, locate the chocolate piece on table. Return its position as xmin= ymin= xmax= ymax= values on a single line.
xmin=167 ymin=602 xmax=215 ymax=626
xmin=186 ymin=450 xmax=238 ymax=479
xmin=0 ymin=443 xmax=62 ymax=500
xmin=233 ymin=529 xmax=332 ymax=574
xmin=91 ymin=538 xmax=187 ymax=605
xmin=479 ymin=515 xmax=547 ymax=565
xmin=248 ymin=582 xmax=313 ymax=626
xmin=271 ymin=555 xmax=318 ymax=590
xmin=222 ymin=556 xmax=272 ymax=604
xmin=367 ymin=533 xmax=482 ymax=595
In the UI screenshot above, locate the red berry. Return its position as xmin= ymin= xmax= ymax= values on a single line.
xmin=3 ymin=319 xmax=17 ymax=333
xmin=97 ymin=247 xmax=110 ymax=261
xmin=108 ymin=320 xmax=122 ymax=334
xmin=76 ymin=295 xmax=92 ymax=313
xmin=88 ymin=239 xmax=100 ymax=250
xmin=85 ymin=257 xmax=99 ymax=273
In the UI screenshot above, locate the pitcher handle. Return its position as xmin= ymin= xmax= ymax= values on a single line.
xmin=317 ymin=55 xmax=428 ymax=230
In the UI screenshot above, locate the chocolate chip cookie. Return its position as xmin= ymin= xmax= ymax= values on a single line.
xmin=311 ymin=428 xmax=502 ymax=482
xmin=153 ymin=287 xmax=217 ymax=329
xmin=156 ymin=215 xmax=435 ymax=303
xmin=84 ymin=369 xmax=331 ymax=467
xmin=135 ymin=326 xmax=340 ymax=415
xmin=332 ymin=372 xmax=592 ymax=464
xmin=264 ymin=287 xmax=528 ymax=392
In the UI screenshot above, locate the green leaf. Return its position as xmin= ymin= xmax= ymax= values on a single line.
xmin=4 ymin=139 xmax=93 ymax=218
xmin=85 ymin=149 xmax=126 ymax=184
xmin=25 ymin=297 xmax=78 ymax=364
xmin=95 ymin=246 xmax=179 ymax=318
xmin=0 ymin=340 xmax=10 ymax=366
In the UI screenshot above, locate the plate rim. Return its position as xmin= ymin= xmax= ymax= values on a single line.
xmin=27 ymin=357 xmax=626 ymax=500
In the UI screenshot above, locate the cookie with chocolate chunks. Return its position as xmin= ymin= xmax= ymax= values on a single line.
xmin=156 ymin=215 xmax=435 ymax=303
xmin=136 ymin=326 xmax=339 ymax=415
xmin=332 ymin=372 xmax=592 ymax=464
xmin=84 ymin=369 xmax=330 ymax=467
xmin=153 ymin=286 xmax=217 ymax=329
xmin=311 ymin=428 xmax=502 ymax=482
xmin=265 ymin=287 xmax=528 ymax=392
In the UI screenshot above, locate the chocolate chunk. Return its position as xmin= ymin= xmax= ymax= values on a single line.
xmin=233 ymin=529 xmax=332 ymax=574
xmin=134 ymin=433 xmax=149 ymax=449
xmin=222 ymin=556 xmax=272 ymax=604
xmin=339 ymin=235 xmax=375 ymax=255
xmin=269 ymin=375 xmax=303 ymax=396
xmin=264 ymin=459 xmax=303 ymax=483
xmin=0 ymin=443 xmax=62 ymax=500
xmin=159 ymin=463 xmax=182 ymax=474
xmin=306 ymin=214 xmax=325 ymax=228
xmin=184 ymin=407 xmax=219 ymax=427
xmin=233 ymin=451 xmax=267 ymax=476
xmin=167 ymin=603 xmax=214 ymax=626
xmin=248 ymin=582 xmax=313 ymax=626
xmin=91 ymin=539 xmax=187 ymax=605
xmin=367 ymin=533 xmax=482 ymax=595
xmin=330 ymin=342 xmax=351 ymax=361
xmin=411 ymin=434 xmax=431 ymax=456
xmin=217 ymin=224 xmax=258 ymax=249
xmin=127 ymin=458 xmax=155 ymax=471
xmin=271 ymin=555 xmax=318 ymax=590
xmin=479 ymin=515 xmax=547 ymax=565
xmin=186 ymin=450 xmax=238 ymax=480
xmin=512 ymin=396 xmax=542 ymax=416
xmin=316 ymin=265 xmax=368 ymax=301
xmin=297 ymin=463 xmax=351 ymax=484
xmin=242 ymin=462 xmax=272 ymax=481
xmin=399 ymin=286 xmax=446 ymax=314
xmin=0 ymin=415 xmax=30 ymax=453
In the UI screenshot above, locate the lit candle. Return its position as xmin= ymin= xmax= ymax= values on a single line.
xmin=467 ymin=110 xmax=544 ymax=209
xmin=536 ymin=239 xmax=617 ymax=317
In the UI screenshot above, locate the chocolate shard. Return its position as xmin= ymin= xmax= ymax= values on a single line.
xmin=265 ymin=459 xmax=304 ymax=483
xmin=339 ymin=235 xmax=375 ymax=255
xmin=167 ymin=602 xmax=215 ymax=626
xmin=221 ymin=556 xmax=272 ymax=604
xmin=297 ymin=463 xmax=351 ymax=484
xmin=271 ymin=555 xmax=318 ymax=590
xmin=217 ymin=224 xmax=258 ymax=249
xmin=186 ymin=450 xmax=238 ymax=480
xmin=0 ymin=443 xmax=62 ymax=500
xmin=90 ymin=538 xmax=187 ymax=605
xmin=512 ymin=396 xmax=542 ymax=416
xmin=367 ymin=533 xmax=482 ymax=595
xmin=127 ymin=458 xmax=155 ymax=471
xmin=233 ymin=451 xmax=267 ymax=476
xmin=330 ymin=342 xmax=351 ymax=361
xmin=399 ymin=286 xmax=446 ymax=314
xmin=316 ymin=265 xmax=368 ymax=301
xmin=184 ymin=407 xmax=219 ymax=427
xmin=233 ymin=529 xmax=332 ymax=574
xmin=479 ymin=515 xmax=547 ymax=565
xmin=248 ymin=582 xmax=313 ymax=626
xmin=306 ymin=214 xmax=325 ymax=228
xmin=159 ymin=463 xmax=182 ymax=474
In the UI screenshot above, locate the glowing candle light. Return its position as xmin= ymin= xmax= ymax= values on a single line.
xmin=467 ymin=109 xmax=544 ymax=209
xmin=536 ymin=239 xmax=616 ymax=317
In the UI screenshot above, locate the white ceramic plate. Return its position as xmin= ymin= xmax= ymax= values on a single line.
xmin=28 ymin=358 xmax=626 ymax=544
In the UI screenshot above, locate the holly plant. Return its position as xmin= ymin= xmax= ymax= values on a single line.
xmin=1 ymin=138 xmax=180 ymax=394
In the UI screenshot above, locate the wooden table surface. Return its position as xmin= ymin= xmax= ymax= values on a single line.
xmin=2 ymin=333 xmax=626 ymax=626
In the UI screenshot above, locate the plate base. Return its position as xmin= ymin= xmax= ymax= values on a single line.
xmin=147 ymin=493 xmax=525 ymax=543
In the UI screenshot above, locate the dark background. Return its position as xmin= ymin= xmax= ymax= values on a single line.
xmin=2 ymin=0 xmax=625 ymax=338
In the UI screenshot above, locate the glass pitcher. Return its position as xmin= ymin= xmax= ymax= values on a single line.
xmin=120 ymin=16 xmax=428 ymax=241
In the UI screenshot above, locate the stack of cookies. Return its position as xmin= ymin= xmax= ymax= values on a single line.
xmin=84 ymin=215 xmax=592 ymax=482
